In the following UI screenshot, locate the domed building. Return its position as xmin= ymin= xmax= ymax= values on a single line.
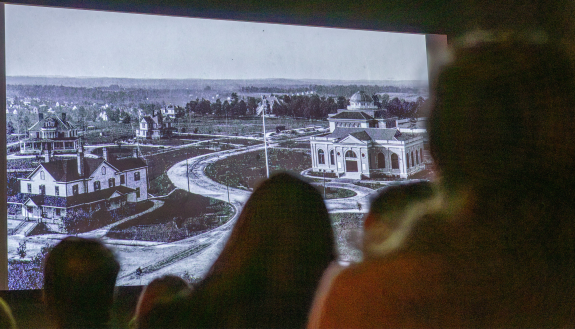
xmin=310 ymin=91 xmax=425 ymax=179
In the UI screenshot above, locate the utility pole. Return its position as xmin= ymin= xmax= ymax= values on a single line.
xmin=186 ymin=158 xmax=190 ymax=192
xmin=262 ymin=96 xmax=270 ymax=178
xmin=323 ymin=170 xmax=326 ymax=199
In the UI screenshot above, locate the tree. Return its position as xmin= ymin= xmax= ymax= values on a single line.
xmin=211 ymin=99 xmax=223 ymax=116
xmin=246 ymin=97 xmax=259 ymax=115
xmin=175 ymin=106 xmax=186 ymax=118
xmin=196 ymin=99 xmax=211 ymax=115
xmin=6 ymin=120 xmax=15 ymax=134
xmin=336 ymin=96 xmax=347 ymax=110
xmin=379 ymin=93 xmax=390 ymax=108
xmin=17 ymin=241 xmax=26 ymax=258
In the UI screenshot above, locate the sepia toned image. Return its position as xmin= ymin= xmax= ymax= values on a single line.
xmin=5 ymin=4 xmax=434 ymax=289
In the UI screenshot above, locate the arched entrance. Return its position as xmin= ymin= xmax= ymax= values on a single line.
xmin=345 ymin=150 xmax=358 ymax=172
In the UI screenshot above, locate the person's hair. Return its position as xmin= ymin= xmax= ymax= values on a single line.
xmin=191 ymin=172 xmax=336 ymax=328
xmin=427 ymin=34 xmax=575 ymax=324
xmin=429 ymin=33 xmax=575 ymax=196
xmin=131 ymin=275 xmax=191 ymax=329
xmin=43 ymin=237 xmax=120 ymax=329
xmin=0 ymin=298 xmax=17 ymax=329
xmin=363 ymin=181 xmax=437 ymax=258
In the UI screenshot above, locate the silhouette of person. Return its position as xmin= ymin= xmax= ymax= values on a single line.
xmin=43 ymin=237 xmax=120 ymax=329
xmin=149 ymin=172 xmax=336 ymax=328
xmin=308 ymin=32 xmax=575 ymax=328
xmin=131 ymin=275 xmax=192 ymax=329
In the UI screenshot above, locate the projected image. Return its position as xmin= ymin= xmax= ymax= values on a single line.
xmin=5 ymin=4 xmax=433 ymax=289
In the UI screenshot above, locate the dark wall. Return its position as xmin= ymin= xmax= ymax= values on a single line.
xmin=6 ymin=0 xmax=575 ymax=39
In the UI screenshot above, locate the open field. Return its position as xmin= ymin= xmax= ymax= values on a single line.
xmin=205 ymin=148 xmax=312 ymax=190
xmin=315 ymin=186 xmax=357 ymax=199
xmin=174 ymin=116 xmax=327 ymax=136
xmin=145 ymin=147 xmax=214 ymax=195
xmin=106 ymin=189 xmax=234 ymax=242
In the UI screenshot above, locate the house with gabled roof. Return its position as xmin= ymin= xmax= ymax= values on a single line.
xmin=136 ymin=110 xmax=176 ymax=139
xmin=20 ymin=112 xmax=80 ymax=155
xmin=17 ymin=146 xmax=148 ymax=223
xmin=310 ymin=91 xmax=425 ymax=179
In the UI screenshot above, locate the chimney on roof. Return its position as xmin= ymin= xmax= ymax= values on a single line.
xmin=61 ymin=112 xmax=66 ymax=122
xmin=39 ymin=113 xmax=44 ymax=121
xmin=133 ymin=148 xmax=138 ymax=158
xmin=77 ymin=145 xmax=85 ymax=177
xmin=43 ymin=150 xmax=51 ymax=163
xmin=102 ymin=147 xmax=108 ymax=161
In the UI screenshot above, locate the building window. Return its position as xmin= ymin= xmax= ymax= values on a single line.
xmin=120 ymin=175 xmax=125 ymax=184
xmin=411 ymin=152 xmax=415 ymax=167
xmin=56 ymin=208 xmax=61 ymax=216
xmin=40 ymin=171 xmax=45 ymax=180
xmin=109 ymin=178 xmax=115 ymax=188
xmin=420 ymin=149 xmax=423 ymax=164
xmin=134 ymin=171 xmax=140 ymax=181
xmin=406 ymin=154 xmax=410 ymax=169
xmin=55 ymin=186 xmax=59 ymax=196
xmin=94 ymin=181 xmax=101 ymax=191
xmin=416 ymin=151 xmax=419 ymax=164
xmin=378 ymin=153 xmax=385 ymax=169
xmin=39 ymin=185 xmax=46 ymax=195
xmin=318 ymin=149 xmax=325 ymax=165
xmin=27 ymin=207 xmax=33 ymax=214
xmin=73 ymin=184 xmax=79 ymax=195
xmin=345 ymin=150 xmax=357 ymax=158
xmin=102 ymin=166 xmax=106 ymax=175
xmin=391 ymin=153 xmax=399 ymax=169
xmin=136 ymin=187 xmax=140 ymax=198
xmin=330 ymin=150 xmax=335 ymax=165
xmin=28 ymin=183 xmax=32 ymax=193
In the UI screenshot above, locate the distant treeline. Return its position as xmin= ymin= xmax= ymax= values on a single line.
xmin=185 ymin=93 xmax=426 ymax=120
xmin=7 ymin=85 xmax=188 ymax=105
xmin=240 ymin=84 xmax=423 ymax=97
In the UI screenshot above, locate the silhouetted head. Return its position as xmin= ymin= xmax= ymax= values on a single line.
xmin=429 ymin=32 xmax=575 ymax=199
xmin=427 ymin=32 xmax=575 ymax=286
xmin=132 ymin=275 xmax=191 ymax=329
xmin=44 ymin=237 xmax=120 ymax=329
xmin=363 ymin=181 xmax=437 ymax=258
xmin=199 ymin=172 xmax=336 ymax=328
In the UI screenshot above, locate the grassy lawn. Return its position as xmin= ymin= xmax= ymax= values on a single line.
xmin=354 ymin=181 xmax=386 ymax=190
xmin=316 ymin=186 xmax=357 ymax=199
xmin=7 ymin=158 xmax=41 ymax=170
xmin=83 ymin=122 xmax=134 ymax=144
xmin=205 ymin=148 xmax=312 ymax=190
xmin=277 ymin=140 xmax=311 ymax=148
xmin=56 ymin=201 xmax=155 ymax=234
xmin=106 ymin=189 xmax=234 ymax=242
xmin=174 ymin=117 xmax=327 ymax=136
xmin=145 ymin=147 xmax=214 ymax=195
xmin=215 ymin=137 xmax=262 ymax=146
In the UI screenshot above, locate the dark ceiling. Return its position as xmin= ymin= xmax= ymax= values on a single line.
xmin=6 ymin=0 xmax=575 ymax=39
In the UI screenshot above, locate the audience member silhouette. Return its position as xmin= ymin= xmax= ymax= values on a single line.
xmin=0 ymin=297 xmax=17 ymax=329
xmin=149 ymin=172 xmax=336 ymax=328
xmin=308 ymin=32 xmax=575 ymax=328
xmin=131 ymin=275 xmax=192 ymax=329
xmin=362 ymin=181 xmax=436 ymax=259
xmin=43 ymin=237 xmax=120 ymax=329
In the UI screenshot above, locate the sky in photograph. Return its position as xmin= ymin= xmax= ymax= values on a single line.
xmin=6 ymin=4 xmax=429 ymax=81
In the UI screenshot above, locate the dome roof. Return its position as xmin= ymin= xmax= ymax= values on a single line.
xmin=350 ymin=91 xmax=373 ymax=103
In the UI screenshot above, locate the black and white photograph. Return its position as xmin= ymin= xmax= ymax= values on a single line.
xmin=5 ymin=4 xmax=435 ymax=290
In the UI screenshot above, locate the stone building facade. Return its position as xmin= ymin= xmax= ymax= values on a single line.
xmin=310 ymin=91 xmax=425 ymax=179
